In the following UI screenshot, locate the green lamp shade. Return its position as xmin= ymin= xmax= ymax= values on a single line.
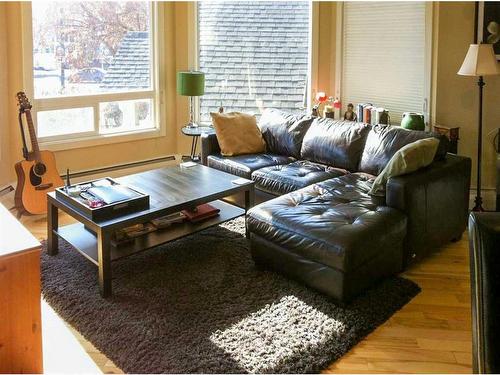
xmin=177 ymin=71 xmax=205 ymax=96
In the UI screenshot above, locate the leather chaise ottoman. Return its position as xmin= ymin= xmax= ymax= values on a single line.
xmin=247 ymin=174 xmax=407 ymax=302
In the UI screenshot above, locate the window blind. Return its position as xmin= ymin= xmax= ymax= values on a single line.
xmin=342 ymin=2 xmax=426 ymax=123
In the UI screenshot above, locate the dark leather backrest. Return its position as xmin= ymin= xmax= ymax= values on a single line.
xmin=358 ymin=125 xmax=450 ymax=175
xmin=469 ymin=212 xmax=500 ymax=374
xmin=258 ymin=108 xmax=314 ymax=158
xmin=300 ymin=118 xmax=371 ymax=171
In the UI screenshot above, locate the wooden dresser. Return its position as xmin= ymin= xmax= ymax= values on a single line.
xmin=0 ymin=204 xmax=43 ymax=373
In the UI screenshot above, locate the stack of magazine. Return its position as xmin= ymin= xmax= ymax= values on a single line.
xmin=113 ymin=212 xmax=187 ymax=246
xmin=87 ymin=184 xmax=141 ymax=205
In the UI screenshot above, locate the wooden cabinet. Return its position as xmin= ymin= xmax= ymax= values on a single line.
xmin=0 ymin=204 xmax=43 ymax=373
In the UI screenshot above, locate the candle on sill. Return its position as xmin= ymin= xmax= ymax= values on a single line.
xmin=333 ymin=98 xmax=341 ymax=119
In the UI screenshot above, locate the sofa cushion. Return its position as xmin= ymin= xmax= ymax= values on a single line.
xmin=300 ymin=118 xmax=371 ymax=171
xmin=251 ymin=160 xmax=348 ymax=195
xmin=247 ymin=173 xmax=407 ymax=272
xmin=258 ymin=108 xmax=314 ymax=158
xmin=207 ymin=153 xmax=295 ymax=179
xmin=359 ymin=125 xmax=450 ymax=176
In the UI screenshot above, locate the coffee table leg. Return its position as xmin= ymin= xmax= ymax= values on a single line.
xmin=47 ymin=200 xmax=59 ymax=256
xmin=97 ymin=229 xmax=112 ymax=297
xmin=244 ymin=187 xmax=255 ymax=238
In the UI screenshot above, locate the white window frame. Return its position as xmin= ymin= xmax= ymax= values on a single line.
xmin=192 ymin=1 xmax=316 ymax=124
xmin=335 ymin=2 xmax=433 ymax=124
xmin=21 ymin=2 xmax=166 ymax=151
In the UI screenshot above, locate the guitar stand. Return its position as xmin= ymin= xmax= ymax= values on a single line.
xmin=13 ymin=208 xmax=24 ymax=220
xmin=9 ymin=204 xmax=26 ymax=220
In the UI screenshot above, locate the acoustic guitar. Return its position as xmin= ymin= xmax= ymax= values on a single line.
xmin=14 ymin=91 xmax=64 ymax=215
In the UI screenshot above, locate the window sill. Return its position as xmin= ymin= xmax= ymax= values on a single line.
xmin=39 ymin=127 xmax=165 ymax=152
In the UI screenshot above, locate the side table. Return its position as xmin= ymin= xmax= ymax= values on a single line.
xmin=181 ymin=125 xmax=215 ymax=161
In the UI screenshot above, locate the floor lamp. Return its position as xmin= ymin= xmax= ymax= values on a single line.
xmin=458 ymin=44 xmax=499 ymax=212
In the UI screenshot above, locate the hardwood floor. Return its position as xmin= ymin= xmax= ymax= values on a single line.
xmin=326 ymin=238 xmax=472 ymax=373
xmin=11 ymin=201 xmax=472 ymax=374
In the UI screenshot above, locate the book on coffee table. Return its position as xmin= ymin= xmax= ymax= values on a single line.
xmin=151 ymin=212 xmax=186 ymax=229
xmin=182 ymin=203 xmax=220 ymax=223
xmin=87 ymin=185 xmax=141 ymax=204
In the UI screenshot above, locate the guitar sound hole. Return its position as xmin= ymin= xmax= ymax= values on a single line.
xmin=33 ymin=162 xmax=47 ymax=177
xmin=29 ymin=166 xmax=42 ymax=186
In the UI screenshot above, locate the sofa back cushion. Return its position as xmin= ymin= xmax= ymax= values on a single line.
xmin=358 ymin=125 xmax=450 ymax=175
xmin=300 ymin=118 xmax=371 ymax=171
xmin=258 ymin=108 xmax=314 ymax=158
xmin=211 ymin=112 xmax=266 ymax=156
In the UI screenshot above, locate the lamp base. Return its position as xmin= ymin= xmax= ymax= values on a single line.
xmin=472 ymin=195 xmax=484 ymax=212
xmin=187 ymin=121 xmax=199 ymax=128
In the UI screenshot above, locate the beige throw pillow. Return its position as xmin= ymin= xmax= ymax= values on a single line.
xmin=370 ymin=137 xmax=439 ymax=196
xmin=211 ymin=112 xmax=266 ymax=156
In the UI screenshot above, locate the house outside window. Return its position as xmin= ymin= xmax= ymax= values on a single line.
xmin=197 ymin=1 xmax=311 ymax=124
xmin=28 ymin=2 xmax=162 ymax=145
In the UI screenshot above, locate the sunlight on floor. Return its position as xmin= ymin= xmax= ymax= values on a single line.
xmin=210 ymin=295 xmax=346 ymax=373
xmin=42 ymin=299 xmax=101 ymax=374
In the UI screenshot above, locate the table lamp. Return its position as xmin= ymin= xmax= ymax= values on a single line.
xmin=457 ymin=43 xmax=499 ymax=211
xmin=177 ymin=71 xmax=205 ymax=128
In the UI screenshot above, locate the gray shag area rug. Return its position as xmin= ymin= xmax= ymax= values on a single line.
xmin=41 ymin=217 xmax=420 ymax=374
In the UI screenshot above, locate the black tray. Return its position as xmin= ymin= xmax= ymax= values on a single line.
xmin=55 ymin=177 xmax=149 ymax=222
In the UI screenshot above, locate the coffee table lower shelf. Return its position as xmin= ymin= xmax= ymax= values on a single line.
xmin=53 ymin=200 xmax=245 ymax=265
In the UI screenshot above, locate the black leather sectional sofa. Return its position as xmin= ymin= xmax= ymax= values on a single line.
xmin=201 ymin=109 xmax=472 ymax=301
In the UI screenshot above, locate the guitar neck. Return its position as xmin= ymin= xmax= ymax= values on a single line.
xmin=24 ymin=109 xmax=40 ymax=157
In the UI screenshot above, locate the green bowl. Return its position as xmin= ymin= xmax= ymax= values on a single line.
xmin=401 ymin=112 xmax=425 ymax=131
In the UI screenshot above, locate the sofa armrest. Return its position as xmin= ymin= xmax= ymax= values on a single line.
xmin=468 ymin=212 xmax=500 ymax=373
xmin=201 ymin=133 xmax=221 ymax=166
xmin=386 ymin=153 xmax=471 ymax=267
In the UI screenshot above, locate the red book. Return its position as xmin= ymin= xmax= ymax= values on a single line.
xmin=181 ymin=203 xmax=220 ymax=223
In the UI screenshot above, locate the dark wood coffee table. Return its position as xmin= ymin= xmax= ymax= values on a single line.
xmin=47 ymin=164 xmax=255 ymax=297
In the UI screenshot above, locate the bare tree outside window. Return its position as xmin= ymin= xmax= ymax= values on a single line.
xmin=31 ymin=2 xmax=155 ymax=138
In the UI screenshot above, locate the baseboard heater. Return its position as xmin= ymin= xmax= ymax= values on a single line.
xmin=0 ymin=185 xmax=14 ymax=198
xmin=63 ymin=155 xmax=176 ymax=180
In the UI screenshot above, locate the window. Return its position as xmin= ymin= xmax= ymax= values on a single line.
xmin=341 ymin=2 xmax=430 ymax=123
xmin=197 ymin=2 xmax=311 ymax=124
xmin=28 ymin=2 xmax=161 ymax=144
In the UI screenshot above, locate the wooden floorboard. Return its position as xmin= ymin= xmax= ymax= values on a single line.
xmin=10 ymin=199 xmax=472 ymax=374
